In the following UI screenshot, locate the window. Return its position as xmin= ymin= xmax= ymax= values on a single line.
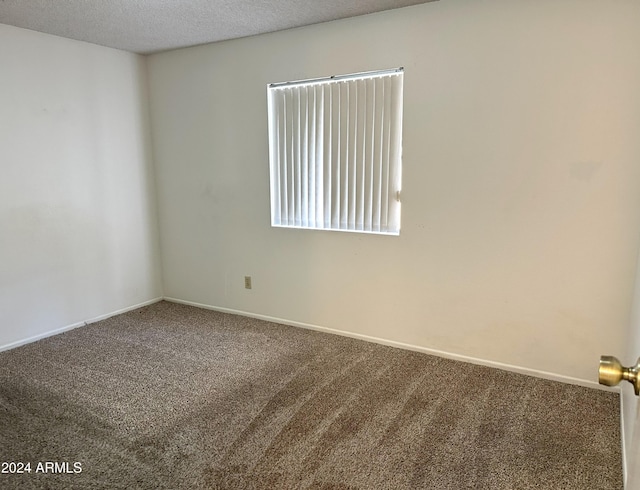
xmin=267 ymin=68 xmax=404 ymax=235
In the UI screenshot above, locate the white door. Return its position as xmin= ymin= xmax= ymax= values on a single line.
xmin=619 ymin=253 xmax=640 ymax=488
xmin=622 ymin=374 xmax=640 ymax=487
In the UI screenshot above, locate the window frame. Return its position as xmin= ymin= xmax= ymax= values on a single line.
xmin=267 ymin=67 xmax=404 ymax=235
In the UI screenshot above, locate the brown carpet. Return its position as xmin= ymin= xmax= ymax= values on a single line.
xmin=0 ymin=301 xmax=622 ymax=489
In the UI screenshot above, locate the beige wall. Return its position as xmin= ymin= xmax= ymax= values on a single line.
xmin=148 ymin=0 xmax=640 ymax=384
xmin=0 ymin=24 xmax=162 ymax=349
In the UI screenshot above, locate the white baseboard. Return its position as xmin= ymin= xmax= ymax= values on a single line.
xmin=164 ymin=296 xmax=607 ymax=391
xmin=0 ymin=297 xmax=164 ymax=353
xmin=4 ymin=294 xmax=607 ymax=392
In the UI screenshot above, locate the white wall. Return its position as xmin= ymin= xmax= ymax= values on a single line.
xmin=0 ymin=24 xmax=162 ymax=349
xmin=148 ymin=0 xmax=640 ymax=384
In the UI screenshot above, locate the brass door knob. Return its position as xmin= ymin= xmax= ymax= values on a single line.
xmin=599 ymin=355 xmax=640 ymax=395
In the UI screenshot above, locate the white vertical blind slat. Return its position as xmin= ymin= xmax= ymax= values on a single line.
xmin=267 ymin=89 xmax=277 ymax=225
xmin=348 ymin=82 xmax=357 ymax=231
xmin=308 ymin=87 xmax=316 ymax=228
xmin=292 ymin=89 xmax=297 ymax=225
xmin=382 ymin=77 xmax=392 ymax=232
xmin=274 ymin=91 xmax=282 ymax=225
xmin=387 ymin=74 xmax=403 ymax=233
xmin=324 ymin=84 xmax=332 ymax=228
xmin=286 ymin=89 xmax=295 ymax=226
xmin=315 ymin=86 xmax=324 ymax=227
xmin=295 ymin=89 xmax=302 ymax=226
xmin=364 ymin=77 xmax=375 ymax=232
xmin=372 ymin=77 xmax=384 ymax=232
xmin=339 ymin=82 xmax=349 ymax=229
xmin=331 ymin=84 xmax=346 ymax=230
xmin=301 ymin=86 xmax=309 ymax=227
xmin=351 ymin=80 xmax=367 ymax=231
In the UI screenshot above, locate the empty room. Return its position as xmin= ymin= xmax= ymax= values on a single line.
xmin=1 ymin=0 xmax=640 ymax=488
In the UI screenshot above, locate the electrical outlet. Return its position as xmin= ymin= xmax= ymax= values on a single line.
xmin=244 ymin=276 xmax=252 ymax=289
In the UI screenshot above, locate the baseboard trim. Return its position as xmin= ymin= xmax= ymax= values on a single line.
xmin=164 ymin=297 xmax=607 ymax=391
xmin=0 ymin=297 xmax=164 ymax=353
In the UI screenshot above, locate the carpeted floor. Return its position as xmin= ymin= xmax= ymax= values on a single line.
xmin=0 ymin=301 xmax=622 ymax=489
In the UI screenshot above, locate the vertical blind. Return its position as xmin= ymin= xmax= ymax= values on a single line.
xmin=267 ymin=68 xmax=403 ymax=235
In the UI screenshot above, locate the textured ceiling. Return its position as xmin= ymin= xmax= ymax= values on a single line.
xmin=0 ymin=0 xmax=438 ymax=55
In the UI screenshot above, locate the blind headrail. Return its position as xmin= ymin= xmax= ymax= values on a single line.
xmin=269 ymin=67 xmax=404 ymax=89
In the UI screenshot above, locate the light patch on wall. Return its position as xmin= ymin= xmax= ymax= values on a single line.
xmin=570 ymin=160 xmax=602 ymax=182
